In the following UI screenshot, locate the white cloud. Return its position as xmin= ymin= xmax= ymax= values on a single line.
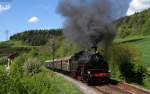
xmin=28 ymin=16 xmax=39 ymax=24
xmin=127 ymin=0 xmax=150 ymax=15
xmin=0 ymin=4 xmax=11 ymax=13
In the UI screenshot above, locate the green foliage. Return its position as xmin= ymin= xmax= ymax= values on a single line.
xmin=116 ymin=35 xmax=150 ymax=68
xmin=0 ymin=67 xmax=82 ymax=94
xmin=10 ymin=54 xmax=27 ymax=78
xmin=20 ymin=70 xmax=82 ymax=94
xmin=0 ymin=57 xmax=8 ymax=65
xmin=10 ymin=29 xmax=63 ymax=46
xmin=115 ymin=35 xmax=150 ymax=88
xmin=142 ymin=18 xmax=150 ymax=35
xmin=134 ymin=36 xmax=150 ymax=68
xmin=143 ymin=74 xmax=150 ymax=89
xmin=134 ymin=65 xmax=147 ymax=84
xmin=0 ymin=53 xmax=82 ymax=94
xmin=114 ymin=8 xmax=150 ymax=37
xmin=23 ymin=58 xmax=42 ymax=75
xmin=0 ymin=68 xmax=26 ymax=94
xmin=108 ymin=43 xmax=147 ymax=84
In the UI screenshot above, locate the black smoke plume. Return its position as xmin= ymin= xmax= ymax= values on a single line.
xmin=57 ymin=0 xmax=116 ymax=48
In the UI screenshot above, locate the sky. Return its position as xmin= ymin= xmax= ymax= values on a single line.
xmin=127 ymin=0 xmax=150 ymax=15
xmin=0 ymin=0 xmax=63 ymax=41
xmin=0 ymin=0 xmax=150 ymax=41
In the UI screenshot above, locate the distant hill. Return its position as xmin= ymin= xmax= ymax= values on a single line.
xmin=10 ymin=29 xmax=63 ymax=46
xmin=114 ymin=8 xmax=150 ymax=38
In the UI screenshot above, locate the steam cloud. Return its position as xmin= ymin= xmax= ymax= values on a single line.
xmin=57 ymin=0 xmax=116 ymax=48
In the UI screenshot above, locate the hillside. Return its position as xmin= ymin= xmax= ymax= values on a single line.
xmin=113 ymin=9 xmax=150 ymax=88
xmin=10 ymin=29 xmax=63 ymax=46
xmin=114 ymin=8 xmax=150 ymax=68
xmin=115 ymin=35 xmax=150 ymax=68
xmin=0 ymin=41 xmax=31 ymax=57
xmin=114 ymin=8 xmax=150 ymax=38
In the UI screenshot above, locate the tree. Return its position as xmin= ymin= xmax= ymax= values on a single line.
xmin=142 ymin=18 xmax=150 ymax=35
xmin=10 ymin=29 xmax=63 ymax=46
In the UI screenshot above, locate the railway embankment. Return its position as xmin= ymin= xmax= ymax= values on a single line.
xmin=56 ymin=72 xmax=150 ymax=94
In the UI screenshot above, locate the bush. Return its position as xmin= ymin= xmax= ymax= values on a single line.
xmin=10 ymin=55 xmax=27 ymax=78
xmin=108 ymin=43 xmax=147 ymax=84
xmin=23 ymin=58 xmax=42 ymax=74
xmin=134 ymin=65 xmax=147 ymax=84
xmin=0 ymin=68 xmax=26 ymax=94
xmin=0 ymin=49 xmax=82 ymax=94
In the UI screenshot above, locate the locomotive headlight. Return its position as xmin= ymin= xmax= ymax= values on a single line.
xmin=88 ymin=71 xmax=91 ymax=74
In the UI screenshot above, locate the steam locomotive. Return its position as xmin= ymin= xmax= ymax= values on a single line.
xmin=47 ymin=48 xmax=110 ymax=83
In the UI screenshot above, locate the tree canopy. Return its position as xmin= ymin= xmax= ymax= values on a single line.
xmin=10 ymin=29 xmax=63 ymax=46
xmin=114 ymin=8 xmax=150 ymax=38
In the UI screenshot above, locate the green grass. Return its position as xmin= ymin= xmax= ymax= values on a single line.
xmin=115 ymin=35 xmax=146 ymax=43
xmin=0 ymin=40 xmax=35 ymax=58
xmin=133 ymin=36 xmax=150 ymax=68
xmin=116 ymin=35 xmax=150 ymax=68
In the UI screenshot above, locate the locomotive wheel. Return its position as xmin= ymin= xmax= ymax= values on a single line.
xmin=86 ymin=75 xmax=91 ymax=83
xmin=81 ymin=74 xmax=89 ymax=83
xmin=103 ymin=77 xmax=111 ymax=84
xmin=75 ymin=71 xmax=82 ymax=81
xmin=81 ymin=74 xmax=86 ymax=82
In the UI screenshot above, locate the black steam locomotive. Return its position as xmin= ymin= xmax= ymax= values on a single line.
xmin=47 ymin=48 xmax=110 ymax=83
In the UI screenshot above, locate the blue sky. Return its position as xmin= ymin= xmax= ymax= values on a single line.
xmin=0 ymin=0 xmax=150 ymax=41
xmin=0 ymin=0 xmax=63 ymax=41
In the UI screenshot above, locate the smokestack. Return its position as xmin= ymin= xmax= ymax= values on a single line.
xmin=57 ymin=0 xmax=116 ymax=49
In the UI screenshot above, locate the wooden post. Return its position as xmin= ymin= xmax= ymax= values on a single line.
xmin=6 ymin=58 xmax=11 ymax=72
xmin=6 ymin=52 xmax=17 ymax=72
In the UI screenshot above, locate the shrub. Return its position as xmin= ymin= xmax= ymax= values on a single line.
xmin=108 ymin=43 xmax=147 ymax=84
xmin=23 ymin=58 xmax=42 ymax=74
xmin=134 ymin=65 xmax=147 ymax=84
xmin=10 ymin=54 xmax=27 ymax=78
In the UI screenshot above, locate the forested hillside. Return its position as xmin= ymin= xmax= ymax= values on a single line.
xmin=114 ymin=8 xmax=150 ymax=38
xmin=10 ymin=29 xmax=63 ymax=46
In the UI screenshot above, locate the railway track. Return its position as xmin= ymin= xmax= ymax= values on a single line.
xmin=94 ymin=84 xmax=131 ymax=94
xmin=56 ymin=72 xmax=150 ymax=94
xmin=94 ymin=83 xmax=150 ymax=94
xmin=92 ymin=80 xmax=150 ymax=94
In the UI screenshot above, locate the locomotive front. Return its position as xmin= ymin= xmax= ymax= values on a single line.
xmin=70 ymin=47 xmax=111 ymax=83
xmin=85 ymin=52 xmax=110 ymax=83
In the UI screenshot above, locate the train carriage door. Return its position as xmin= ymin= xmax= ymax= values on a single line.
xmin=61 ymin=60 xmax=63 ymax=70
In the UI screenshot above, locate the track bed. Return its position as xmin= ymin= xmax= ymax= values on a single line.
xmin=56 ymin=72 xmax=150 ymax=94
